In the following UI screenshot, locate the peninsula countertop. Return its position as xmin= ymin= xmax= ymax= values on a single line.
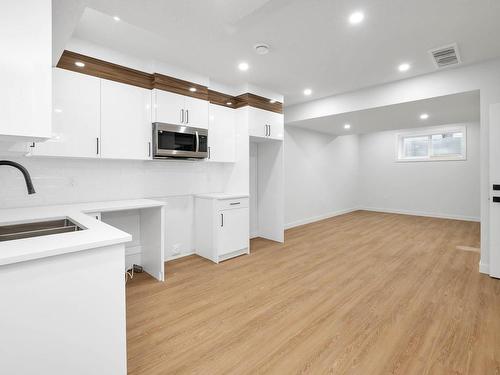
xmin=0 ymin=199 xmax=166 ymax=266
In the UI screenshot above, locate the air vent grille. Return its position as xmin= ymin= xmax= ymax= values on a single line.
xmin=429 ymin=43 xmax=461 ymax=69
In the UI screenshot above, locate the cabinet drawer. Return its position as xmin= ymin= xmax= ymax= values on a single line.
xmin=217 ymin=198 xmax=249 ymax=211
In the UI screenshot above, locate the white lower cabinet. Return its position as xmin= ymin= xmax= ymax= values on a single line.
xmin=207 ymin=104 xmax=236 ymax=162
xmin=100 ymin=80 xmax=152 ymax=160
xmin=32 ymin=68 xmax=101 ymax=158
xmin=248 ymin=106 xmax=284 ymax=140
xmin=195 ymin=195 xmax=250 ymax=263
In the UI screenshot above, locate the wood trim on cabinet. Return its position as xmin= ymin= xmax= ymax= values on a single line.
xmin=209 ymin=91 xmax=283 ymax=113
xmin=235 ymin=93 xmax=283 ymax=113
xmin=152 ymin=73 xmax=208 ymax=100
xmin=208 ymin=90 xmax=242 ymax=109
xmin=57 ymin=50 xmax=154 ymax=89
xmin=56 ymin=50 xmax=283 ymax=112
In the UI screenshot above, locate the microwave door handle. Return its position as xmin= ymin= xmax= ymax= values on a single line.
xmin=195 ymin=131 xmax=199 ymax=152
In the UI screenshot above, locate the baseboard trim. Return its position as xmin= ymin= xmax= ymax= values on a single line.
xmin=167 ymin=251 xmax=195 ymax=262
xmin=285 ymin=208 xmax=359 ymax=229
xmin=359 ymin=207 xmax=480 ymax=223
xmin=479 ymin=261 xmax=490 ymax=275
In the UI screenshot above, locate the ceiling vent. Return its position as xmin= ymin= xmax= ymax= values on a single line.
xmin=429 ymin=43 xmax=461 ymax=69
xmin=254 ymin=43 xmax=270 ymax=55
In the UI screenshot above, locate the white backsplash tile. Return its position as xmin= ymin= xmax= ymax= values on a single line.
xmin=0 ymin=156 xmax=233 ymax=209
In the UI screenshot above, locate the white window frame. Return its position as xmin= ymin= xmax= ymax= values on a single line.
xmin=396 ymin=125 xmax=467 ymax=162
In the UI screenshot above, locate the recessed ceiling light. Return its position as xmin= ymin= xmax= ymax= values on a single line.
xmin=75 ymin=61 xmax=85 ymax=68
xmin=349 ymin=11 xmax=365 ymax=25
xmin=303 ymin=88 xmax=312 ymax=96
xmin=113 ymin=16 xmax=120 ymax=21
xmin=189 ymin=87 xmax=197 ymax=92
xmin=344 ymin=124 xmax=351 ymax=129
xmin=238 ymin=62 xmax=249 ymax=71
xmin=398 ymin=63 xmax=410 ymax=72
xmin=420 ymin=113 xmax=429 ymax=120
xmin=226 ymin=102 xmax=233 ymax=106
xmin=269 ymin=99 xmax=277 ymax=104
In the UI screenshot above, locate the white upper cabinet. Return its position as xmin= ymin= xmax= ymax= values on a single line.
xmin=0 ymin=0 xmax=52 ymax=141
xmin=208 ymin=104 xmax=236 ymax=163
xmin=153 ymin=90 xmax=185 ymax=126
xmin=33 ymin=69 xmax=100 ymax=158
xmin=100 ymin=80 xmax=152 ymax=160
xmin=184 ymin=96 xmax=209 ymax=128
xmin=248 ymin=107 xmax=284 ymax=140
xmin=153 ymin=89 xmax=208 ymax=129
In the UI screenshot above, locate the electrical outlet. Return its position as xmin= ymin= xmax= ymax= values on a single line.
xmin=172 ymin=243 xmax=181 ymax=255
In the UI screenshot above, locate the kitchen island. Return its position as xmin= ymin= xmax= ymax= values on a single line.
xmin=0 ymin=199 xmax=165 ymax=375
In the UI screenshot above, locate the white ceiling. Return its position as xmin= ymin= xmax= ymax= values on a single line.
xmin=287 ymin=91 xmax=480 ymax=135
xmin=67 ymin=0 xmax=500 ymax=105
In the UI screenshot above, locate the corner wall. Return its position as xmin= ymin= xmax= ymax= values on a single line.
xmin=284 ymin=127 xmax=359 ymax=228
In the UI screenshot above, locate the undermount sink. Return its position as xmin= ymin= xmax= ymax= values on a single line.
xmin=0 ymin=218 xmax=85 ymax=242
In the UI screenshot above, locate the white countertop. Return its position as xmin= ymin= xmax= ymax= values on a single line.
xmin=195 ymin=193 xmax=249 ymax=200
xmin=0 ymin=199 xmax=165 ymax=267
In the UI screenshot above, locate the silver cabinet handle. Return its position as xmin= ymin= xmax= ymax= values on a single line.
xmin=96 ymin=137 xmax=99 ymax=155
xmin=268 ymin=124 xmax=271 ymax=137
xmin=230 ymin=202 xmax=241 ymax=205
xmin=264 ymin=124 xmax=268 ymax=136
xmin=148 ymin=142 xmax=151 ymax=157
xmin=221 ymin=213 xmax=224 ymax=227
xmin=208 ymin=146 xmax=211 ymax=159
xmin=181 ymin=109 xmax=184 ymax=123
xmin=195 ymin=130 xmax=199 ymax=152
xmin=186 ymin=109 xmax=189 ymax=124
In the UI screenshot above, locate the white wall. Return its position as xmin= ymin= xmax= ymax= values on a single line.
xmin=358 ymin=123 xmax=480 ymax=221
xmin=0 ymin=157 xmax=232 ymax=208
xmin=284 ymin=127 xmax=359 ymax=228
xmin=249 ymin=142 xmax=259 ymax=237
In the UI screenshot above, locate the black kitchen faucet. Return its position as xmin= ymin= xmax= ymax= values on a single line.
xmin=0 ymin=160 xmax=36 ymax=194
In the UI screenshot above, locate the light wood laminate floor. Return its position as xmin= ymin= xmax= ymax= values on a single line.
xmin=126 ymin=210 xmax=500 ymax=374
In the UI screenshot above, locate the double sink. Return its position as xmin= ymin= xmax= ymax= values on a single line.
xmin=0 ymin=218 xmax=84 ymax=242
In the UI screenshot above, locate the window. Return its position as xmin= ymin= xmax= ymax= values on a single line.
xmin=396 ymin=125 xmax=466 ymax=162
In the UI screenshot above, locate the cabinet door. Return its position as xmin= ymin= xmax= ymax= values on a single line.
xmin=208 ymin=104 xmax=236 ymax=162
xmin=248 ymin=107 xmax=270 ymax=138
xmin=153 ymin=90 xmax=185 ymax=125
xmin=248 ymin=107 xmax=284 ymax=140
xmin=185 ymin=96 xmax=209 ymax=129
xmin=218 ymin=208 xmax=249 ymax=256
xmin=0 ymin=0 xmax=51 ymax=140
xmin=33 ymin=69 xmax=100 ymax=158
xmin=267 ymin=112 xmax=284 ymax=140
xmin=100 ymin=80 xmax=152 ymax=160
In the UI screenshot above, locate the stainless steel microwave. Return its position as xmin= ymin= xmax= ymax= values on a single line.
xmin=152 ymin=123 xmax=208 ymax=159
